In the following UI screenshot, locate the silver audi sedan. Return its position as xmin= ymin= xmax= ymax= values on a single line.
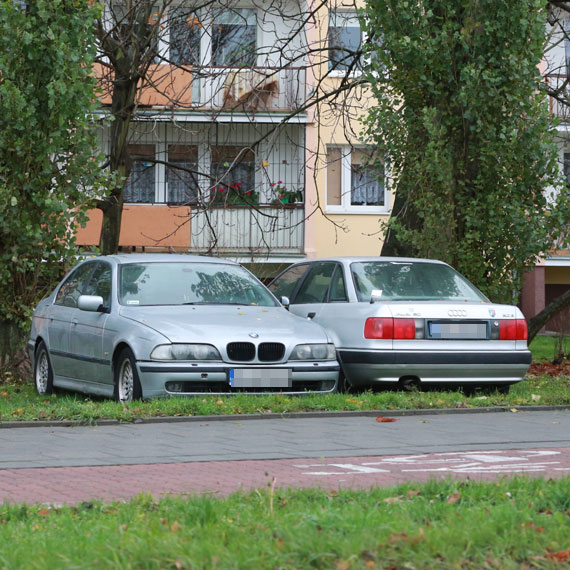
xmin=268 ymin=257 xmax=532 ymax=393
xmin=28 ymin=254 xmax=339 ymax=401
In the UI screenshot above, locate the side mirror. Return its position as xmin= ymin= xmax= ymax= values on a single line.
xmin=78 ymin=295 xmax=105 ymax=312
xmin=281 ymin=296 xmax=290 ymax=310
xmin=370 ymin=289 xmax=383 ymax=304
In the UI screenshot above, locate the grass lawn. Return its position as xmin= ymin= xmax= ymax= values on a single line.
xmin=0 ymin=374 xmax=568 ymax=423
xmin=528 ymin=334 xmax=570 ymax=362
xmin=0 ymin=334 xmax=568 ymax=423
xmin=0 ymin=478 xmax=569 ymax=569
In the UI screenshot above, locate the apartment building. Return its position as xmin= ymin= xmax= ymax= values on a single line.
xmin=76 ymin=1 xmax=388 ymax=275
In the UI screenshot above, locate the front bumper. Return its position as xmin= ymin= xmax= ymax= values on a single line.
xmin=137 ymin=360 xmax=340 ymax=397
xmin=339 ymin=349 xmax=532 ymax=386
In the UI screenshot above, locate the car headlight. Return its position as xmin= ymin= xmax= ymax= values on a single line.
xmin=290 ymin=343 xmax=336 ymax=361
xmin=150 ymin=344 xmax=221 ymax=361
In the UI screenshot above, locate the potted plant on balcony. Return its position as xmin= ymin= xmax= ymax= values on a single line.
xmin=270 ymin=182 xmax=304 ymax=205
xmin=211 ymin=182 xmax=259 ymax=206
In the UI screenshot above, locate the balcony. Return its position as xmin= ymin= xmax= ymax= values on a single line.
xmin=96 ymin=65 xmax=307 ymax=116
xmin=190 ymin=204 xmax=304 ymax=255
xmin=545 ymin=74 xmax=570 ymax=121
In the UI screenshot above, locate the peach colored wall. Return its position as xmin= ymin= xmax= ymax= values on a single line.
xmin=95 ymin=64 xmax=193 ymax=107
xmin=76 ymin=205 xmax=191 ymax=248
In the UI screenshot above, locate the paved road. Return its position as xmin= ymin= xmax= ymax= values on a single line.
xmin=1 ymin=409 xmax=569 ymax=504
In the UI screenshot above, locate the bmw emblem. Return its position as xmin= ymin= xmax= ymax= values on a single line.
xmin=249 ymin=332 xmax=259 ymax=338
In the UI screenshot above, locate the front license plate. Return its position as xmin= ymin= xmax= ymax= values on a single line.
xmin=429 ymin=321 xmax=488 ymax=340
xmin=229 ymin=368 xmax=292 ymax=388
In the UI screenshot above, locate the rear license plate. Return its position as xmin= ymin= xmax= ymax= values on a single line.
xmin=229 ymin=368 xmax=292 ymax=388
xmin=429 ymin=321 xmax=488 ymax=340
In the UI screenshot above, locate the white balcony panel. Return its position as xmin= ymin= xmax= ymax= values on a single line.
xmin=197 ymin=67 xmax=305 ymax=112
xmin=191 ymin=206 xmax=304 ymax=254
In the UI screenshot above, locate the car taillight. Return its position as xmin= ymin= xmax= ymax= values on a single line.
xmin=499 ymin=319 xmax=528 ymax=340
xmin=365 ymin=317 xmax=415 ymax=339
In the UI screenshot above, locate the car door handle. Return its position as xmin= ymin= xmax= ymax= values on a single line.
xmin=307 ymin=312 xmax=316 ymax=319
xmin=71 ymin=319 xmax=78 ymax=326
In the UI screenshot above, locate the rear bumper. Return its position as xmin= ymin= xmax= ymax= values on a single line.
xmin=339 ymin=350 xmax=532 ymax=385
xmin=137 ymin=361 xmax=340 ymax=397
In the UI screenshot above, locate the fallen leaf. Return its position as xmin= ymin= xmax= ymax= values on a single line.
xmin=531 ymin=394 xmax=541 ymax=402
xmin=510 ymin=408 xmax=518 ymax=413
xmin=545 ymin=549 xmax=570 ymax=562
xmin=447 ymin=493 xmax=460 ymax=505
xmin=170 ymin=522 xmax=181 ymax=532
xmin=384 ymin=496 xmax=400 ymax=504
xmin=407 ymin=490 xmax=421 ymax=499
xmin=376 ymin=416 xmax=398 ymax=423
xmin=335 ymin=561 xmax=350 ymax=570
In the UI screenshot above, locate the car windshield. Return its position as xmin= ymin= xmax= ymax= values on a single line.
xmin=350 ymin=261 xmax=488 ymax=303
xmin=119 ymin=262 xmax=279 ymax=307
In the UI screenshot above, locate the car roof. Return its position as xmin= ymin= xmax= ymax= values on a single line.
xmin=295 ymin=256 xmax=447 ymax=265
xmin=84 ymin=253 xmax=239 ymax=266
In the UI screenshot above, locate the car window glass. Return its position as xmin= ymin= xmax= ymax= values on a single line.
xmin=328 ymin=264 xmax=348 ymax=302
xmin=294 ymin=263 xmax=336 ymax=304
xmin=268 ymin=264 xmax=310 ymax=301
xmin=83 ymin=263 xmax=112 ymax=306
xmin=350 ymin=261 xmax=488 ymax=302
xmin=119 ymin=262 xmax=279 ymax=307
xmin=54 ymin=263 xmax=95 ymax=308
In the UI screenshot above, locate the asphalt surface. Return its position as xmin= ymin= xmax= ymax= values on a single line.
xmin=1 ymin=409 xmax=569 ymax=504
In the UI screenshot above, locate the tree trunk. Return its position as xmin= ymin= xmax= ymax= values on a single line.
xmin=528 ymin=287 xmax=570 ymax=343
xmin=99 ymin=194 xmax=124 ymax=255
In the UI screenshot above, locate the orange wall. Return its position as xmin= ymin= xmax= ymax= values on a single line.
xmin=95 ymin=63 xmax=194 ymax=107
xmin=76 ymin=205 xmax=191 ymax=248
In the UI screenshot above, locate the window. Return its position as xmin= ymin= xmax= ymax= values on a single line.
xmin=268 ymin=264 xmax=311 ymax=301
xmin=564 ymin=152 xmax=570 ymax=187
xmin=124 ymin=145 xmax=156 ymax=203
xmin=167 ymin=145 xmax=199 ymax=204
xmin=210 ymin=146 xmax=256 ymax=203
xmin=169 ymin=8 xmax=201 ymax=66
xmin=83 ymin=263 xmax=112 ymax=307
xmin=326 ymin=147 xmax=387 ymax=213
xmin=212 ymin=9 xmax=257 ymax=67
xmin=55 ymin=263 xmax=96 ymax=308
xmin=328 ymin=11 xmax=361 ymax=72
xmin=294 ymin=263 xmax=337 ymax=304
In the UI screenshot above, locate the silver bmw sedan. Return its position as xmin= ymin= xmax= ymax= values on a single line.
xmin=29 ymin=254 xmax=339 ymax=401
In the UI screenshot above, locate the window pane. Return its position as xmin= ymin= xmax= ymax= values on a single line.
xmin=83 ymin=263 xmax=112 ymax=306
xmin=210 ymin=146 xmax=256 ymax=203
xmin=328 ymin=11 xmax=361 ymax=71
xmin=169 ymin=9 xmax=201 ymax=65
xmin=124 ymin=145 xmax=155 ymax=204
xmin=167 ymin=145 xmax=199 ymax=204
xmin=328 ymin=265 xmax=347 ymax=302
xmin=294 ymin=263 xmax=336 ymax=304
xmin=212 ymin=9 xmax=256 ymax=67
xmin=351 ymin=149 xmax=384 ymax=206
xmin=351 ymin=261 xmax=488 ymax=302
xmin=119 ymin=262 xmax=278 ymax=306
xmin=326 ymin=147 xmax=342 ymax=205
xmin=55 ymin=263 xmax=95 ymax=307
xmin=269 ymin=265 xmax=310 ymax=301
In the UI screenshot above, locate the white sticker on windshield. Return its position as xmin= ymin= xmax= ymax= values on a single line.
xmin=127 ymin=300 xmax=140 ymax=305
xmin=371 ymin=289 xmax=383 ymax=298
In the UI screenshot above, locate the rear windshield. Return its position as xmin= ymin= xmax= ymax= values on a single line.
xmin=119 ymin=262 xmax=279 ymax=307
xmin=350 ymin=261 xmax=488 ymax=303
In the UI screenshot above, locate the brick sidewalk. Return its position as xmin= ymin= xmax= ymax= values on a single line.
xmin=2 ymin=447 xmax=569 ymax=505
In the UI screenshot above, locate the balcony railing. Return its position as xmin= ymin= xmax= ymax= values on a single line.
xmin=545 ymin=73 xmax=570 ymax=120
xmin=97 ymin=65 xmax=307 ymax=114
xmin=190 ymin=204 xmax=304 ymax=255
xmin=193 ymin=66 xmax=306 ymax=113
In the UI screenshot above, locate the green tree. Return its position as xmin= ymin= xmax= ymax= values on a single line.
xmin=0 ymin=0 xmax=102 ymax=325
xmin=363 ymin=0 xmax=570 ymax=307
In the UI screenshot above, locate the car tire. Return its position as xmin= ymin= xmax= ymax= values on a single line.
xmin=114 ymin=347 xmax=142 ymax=403
xmin=34 ymin=341 xmax=54 ymax=396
